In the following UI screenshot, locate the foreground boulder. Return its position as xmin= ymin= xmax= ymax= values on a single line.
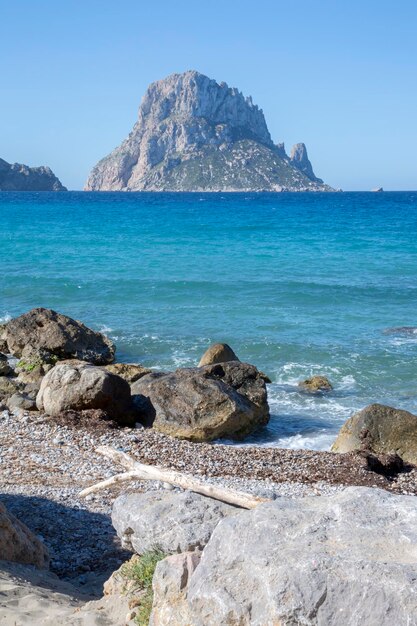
xmin=36 ymin=361 xmax=134 ymax=425
xmin=151 ymin=487 xmax=417 ymax=625
xmin=131 ymin=362 xmax=269 ymax=441
xmin=299 ymin=375 xmax=333 ymax=392
xmin=4 ymin=308 xmax=115 ymax=365
xmin=0 ymin=502 xmax=49 ymax=569
xmin=198 ymin=343 xmax=239 ymax=367
xmin=331 ymin=403 xmax=417 ymax=464
xmin=112 ymin=491 xmax=237 ymax=555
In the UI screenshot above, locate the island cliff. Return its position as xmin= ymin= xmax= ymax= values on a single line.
xmin=0 ymin=158 xmax=67 ymax=191
xmin=85 ymin=71 xmax=332 ymax=192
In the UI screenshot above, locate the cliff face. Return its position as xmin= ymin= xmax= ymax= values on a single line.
xmin=85 ymin=71 xmax=331 ymax=192
xmin=0 ymin=159 xmax=67 ymax=191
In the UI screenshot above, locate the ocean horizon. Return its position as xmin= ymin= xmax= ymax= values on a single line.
xmin=1 ymin=190 xmax=417 ymax=450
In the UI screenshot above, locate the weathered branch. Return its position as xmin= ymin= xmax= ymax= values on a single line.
xmin=79 ymin=445 xmax=269 ymax=509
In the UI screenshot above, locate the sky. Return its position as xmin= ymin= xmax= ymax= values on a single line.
xmin=1 ymin=0 xmax=416 ymax=191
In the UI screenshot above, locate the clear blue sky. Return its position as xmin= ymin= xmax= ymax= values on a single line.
xmin=1 ymin=0 xmax=416 ymax=190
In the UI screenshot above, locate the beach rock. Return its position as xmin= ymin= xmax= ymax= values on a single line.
xmin=299 ymin=374 xmax=333 ymax=392
xmin=36 ymin=361 xmax=134 ymax=425
xmin=0 ymin=377 xmax=19 ymax=402
xmin=4 ymin=308 xmax=115 ymax=365
xmin=85 ymin=71 xmax=332 ymax=193
xmin=331 ymin=403 xmax=417 ymax=464
xmin=112 ymin=491 xmax=238 ymax=555
xmin=0 ymin=156 xmax=67 ymax=191
xmin=131 ymin=362 xmax=269 ymax=441
xmin=0 ymin=353 xmax=12 ymax=376
xmin=178 ymin=487 xmax=417 ymax=626
xmin=198 ymin=343 xmax=239 ymax=366
xmin=0 ymin=502 xmax=49 ymax=568
xmin=102 ymin=362 xmax=152 ymax=384
xmin=6 ymin=392 xmax=37 ymax=412
xmin=150 ymin=552 xmax=201 ymax=626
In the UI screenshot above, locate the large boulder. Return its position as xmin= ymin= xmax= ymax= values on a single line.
xmin=131 ymin=362 xmax=270 ymax=441
xmin=36 ymin=361 xmax=134 ymax=425
xmin=112 ymin=491 xmax=238 ymax=555
xmin=0 ymin=502 xmax=49 ymax=569
xmin=152 ymin=487 xmax=417 ymax=626
xmin=4 ymin=308 xmax=115 ymax=365
xmin=331 ymin=403 xmax=417 ymax=464
xmin=198 ymin=343 xmax=239 ymax=367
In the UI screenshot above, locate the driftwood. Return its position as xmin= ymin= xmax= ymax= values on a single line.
xmin=79 ymin=445 xmax=269 ymax=509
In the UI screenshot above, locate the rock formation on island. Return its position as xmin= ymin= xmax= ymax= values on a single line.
xmin=85 ymin=70 xmax=332 ymax=192
xmin=0 ymin=157 xmax=67 ymax=191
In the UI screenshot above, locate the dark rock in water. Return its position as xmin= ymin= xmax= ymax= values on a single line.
xmin=0 ymin=157 xmax=66 ymax=191
xmin=298 ymin=375 xmax=333 ymax=393
xmin=85 ymin=70 xmax=332 ymax=192
xmin=290 ymin=142 xmax=323 ymax=182
xmin=332 ymin=403 xmax=417 ymax=465
xmin=131 ymin=361 xmax=270 ymax=441
xmin=4 ymin=308 xmax=115 ymax=365
xmin=383 ymin=326 xmax=417 ymax=335
xmin=198 ymin=343 xmax=239 ymax=367
xmin=36 ymin=361 xmax=135 ymax=426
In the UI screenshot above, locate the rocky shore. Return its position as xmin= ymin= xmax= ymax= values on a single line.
xmin=1 ymin=308 xmax=417 ymax=624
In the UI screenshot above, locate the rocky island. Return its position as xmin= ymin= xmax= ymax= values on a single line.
xmin=0 ymin=157 xmax=67 ymax=191
xmin=85 ymin=71 xmax=332 ymax=192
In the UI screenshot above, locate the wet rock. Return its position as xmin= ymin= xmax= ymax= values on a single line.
xmin=36 ymin=361 xmax=134 ymax=426
xmin=298 ymin=375 xmax=333 ymax=393
xmin=198 ymin=343 xmax=239 ymax=367
xmin=4 ymin=308 xmax=115 ymax=365
xmin=131 ymin=362 xmax=269 ymax=441
xmin=112 ymin=491 xmax=238 ymax=555
xmin=0 ymin=502 xmax=49 ymax=568
xmin=331 ymin=403 xmax=417 ymax=464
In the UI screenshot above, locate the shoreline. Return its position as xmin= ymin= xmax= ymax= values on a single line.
xmin=1 ymin=405 xmax=416 ymax=592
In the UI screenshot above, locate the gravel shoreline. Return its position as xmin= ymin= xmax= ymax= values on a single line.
xmin=1 ymin=407 xmax=416 ymax=593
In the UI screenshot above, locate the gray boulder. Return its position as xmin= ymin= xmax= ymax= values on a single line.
xmin=131 ymin=362 xmax=269 ymax=441
xmin=4 ymin=308 xmax=115 ymax=365
xmin=36 ymin=361 xmax=134 ymax=425
xmin=172 ymin=487 xmax=417 ymax=626
xmin=331 ymin=403 xmax=417 ymax=464
xmin=6 ymin=392 xmax=37 ymax=412
xmin=0 ymin=502 xmax=49 ymax=569
xmin=198 ymin=343 xmax=239 ymax=367
xmin=112 ymin=490 xmax=238 ymax=555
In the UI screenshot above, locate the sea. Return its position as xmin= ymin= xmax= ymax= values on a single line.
xmin=1 ymin=191 xmax=417 ymax=450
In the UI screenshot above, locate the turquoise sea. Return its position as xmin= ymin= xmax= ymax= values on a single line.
xmin=1 ymin=191 xmax=417 ymax=450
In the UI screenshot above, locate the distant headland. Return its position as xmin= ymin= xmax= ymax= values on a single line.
xmin=85 ymin=70 xmax=333 ymax=192
xmin=0 ymin=158 xmax=67 ymax=192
